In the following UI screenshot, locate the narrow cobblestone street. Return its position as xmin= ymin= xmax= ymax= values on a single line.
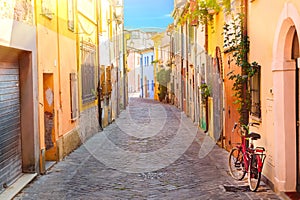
xmin=15 ymin=98 xmax=282 ymax=200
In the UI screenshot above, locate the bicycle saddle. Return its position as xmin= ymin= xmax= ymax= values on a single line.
xmin=246 ymin=132 xmax=261 ymax=140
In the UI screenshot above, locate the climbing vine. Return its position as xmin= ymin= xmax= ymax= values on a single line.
xmin=223 ymin=14 xmax=260 ymax=124
xmin=157 ymin=68 xmax=171 ymax=101
xmin=200 ymin=82 xmax=211 ymax=103
xmin=179 ymin=0 xmax=231 ymax=28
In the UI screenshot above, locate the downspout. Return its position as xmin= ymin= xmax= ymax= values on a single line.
xmin=141 ymin=54 xmax=144 ymax=98
xmin=115 ymin=14 xmax=119 ymax=116
xmin=56 ymin=0 xmax=62 ymax=147
xmin=204 ymin=22 xmax=209 ymax=133
xmin=186 ymin=21 xmax=189 ymax=115
xmin=75 ymin=0 xmax=81 ymax=114
xmin=122 ymin=8 xmax=126 ymax=107
xmin=35 ymin=0 xmax=43 ymax=174
xmin=96 ymin=0 xmax=103 ymax=129
xmin=241 ymin=0 xmax=249 ymax=125
xmin=123 ymin=28 xmax=127 ymax=107
xmin=56 ymin=0 xmax=62 ymax=110
xmin=133 ymin=51 xmax=135 ymax=92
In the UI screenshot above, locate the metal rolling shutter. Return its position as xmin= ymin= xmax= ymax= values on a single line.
xmin=0 ymin=62 xmax=22 ymax=192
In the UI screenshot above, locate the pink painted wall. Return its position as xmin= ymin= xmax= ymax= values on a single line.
xmin=249 ymin=0 xmax=300 ymax=191
xmin=127 ymin=51 xmax=140 ymax=93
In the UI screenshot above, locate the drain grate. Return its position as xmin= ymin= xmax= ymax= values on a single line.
xmin=223 ymin=185 xmax=250 ymax=192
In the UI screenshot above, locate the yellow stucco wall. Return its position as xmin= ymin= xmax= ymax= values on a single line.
xmin=36 ymin=0 xmax=77 ymax=154
xmin=248 ymin=0 xmax=279 ymax=187
xmin=77 ymin=15 xmax=98 ymax=111
xmin=76 ymin=0 xmax=98 ymax=111
xmin=152 ymin=33 xmax=164 ymax=101
xmin=208 ymin=12 xmax=225 ymax=57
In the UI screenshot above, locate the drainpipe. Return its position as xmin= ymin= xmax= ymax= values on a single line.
xmin=122 ymin=0 xmax=127 ymax=108
xmin=56 ymin=0 xmax=62 ymax=161
xmin=141 ymin=54 xmax=144 ymax=98
xmin=204 ymin=22 xmax=209 ymax=133
xmin=34 ymin=0 xmax=43 ymax=174
xmin=241 ymin=0 xmax=249 ymax=126
xmin=96 ymin=0 xmax=103 ymax=129
xmin=56 ymin=1 xmax=62 ymax=110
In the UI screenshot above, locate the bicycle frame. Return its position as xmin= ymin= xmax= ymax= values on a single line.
xmin=229 ymin=122 xmax=267 ymax=191
xmin=254 ymin=147 xmax=266 ymax=173
xmin=235 ymin=135 xmax=251 ymax=173
xmin=233 ymin=123 xmax=266 ymax=174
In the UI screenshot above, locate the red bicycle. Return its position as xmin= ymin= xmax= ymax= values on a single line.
xmin=228 ymin=122 xmax=266 ymax=191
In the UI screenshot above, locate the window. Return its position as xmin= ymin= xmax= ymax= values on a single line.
xmin=188 ymin=25 xmax=195 ymax=44
xmin=138 ymin=74 xmax=140 ymax=90
xmin=77 ymin=0 xmax=95 ymax=22
xmin=250 ymin=65 xmax=261 ymax=118
xmin=70 ymin=73 xmax=78 ymax=120
xmin=67 ymin=0 xmax=74 ymax=31
xmin=131 ymin=32 xmax=140 ymax=39
xmin=81 ymin=41 xmax=96 ymax=104
xmin=41 ymin=0 xmax=55 ymax=19
xmin=147 ymin=56 xmax=149 ymax=66
xmin=151 ymin=55 xmax=154 ymax=63
xmin=151 ymin=80 xmax=154 ymax=91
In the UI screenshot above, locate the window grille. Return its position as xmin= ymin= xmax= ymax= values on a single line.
xmin=81 ymin=41 xmax=96 ymax=104
xmin=250 ymin=65 xmax=261 ymax=118
xmin=67 ymin=0 xmax=74 ymax=31
xmin=70 ymin=73 xmax=78 ymax=120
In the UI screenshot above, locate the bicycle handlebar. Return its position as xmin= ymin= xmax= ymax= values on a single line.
xmin=232 ymin=122 xmax=238 ymax=133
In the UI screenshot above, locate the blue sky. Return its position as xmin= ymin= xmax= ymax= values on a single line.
xmin=124 ymin=0 xmax=174 ymax=31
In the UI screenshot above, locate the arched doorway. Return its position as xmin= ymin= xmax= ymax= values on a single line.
xmin=273 ymin=3 xmax=300 ymax=191
xmin=293 ymin=31 xmax=300 ymax=191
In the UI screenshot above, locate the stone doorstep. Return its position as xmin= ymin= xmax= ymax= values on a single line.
xmin=0 ymin=173 xmax=37 ymax=200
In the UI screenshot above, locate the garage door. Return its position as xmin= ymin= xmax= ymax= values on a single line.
xmin=0 ymin=62 xmax=22 ymax=192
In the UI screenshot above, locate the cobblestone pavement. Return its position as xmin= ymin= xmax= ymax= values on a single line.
xmin=15 ymin=98 xmax=282 ymax=200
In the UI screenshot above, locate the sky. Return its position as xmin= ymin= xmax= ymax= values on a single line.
xmin=124 ymin=0 xmax=174 ymax=31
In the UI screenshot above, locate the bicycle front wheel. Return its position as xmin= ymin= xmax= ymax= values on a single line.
xmin=228 ymin=147 xmax=246 ymax=180
xmin=248 ymin=154 xmax=261 ymax=192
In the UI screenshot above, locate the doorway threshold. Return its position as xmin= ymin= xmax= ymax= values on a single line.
xmin=0 ymin=173 xmax=37 ymax=200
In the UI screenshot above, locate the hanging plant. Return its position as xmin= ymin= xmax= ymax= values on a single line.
xmin=200 ymin=82 xmax=211 ymax=102
xmin=182 ymin=0 xmax=232 ymax=29
xmin=222 ymin=0 xmax=231 ymax=14
xmin=194 ymin=0 xmax=220 ymax=27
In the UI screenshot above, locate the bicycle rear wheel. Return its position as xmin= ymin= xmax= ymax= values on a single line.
xmin=228 ymin=147 xmax=246 ymax=180
xmin=248 ymin=154 xmax=261 ymax=191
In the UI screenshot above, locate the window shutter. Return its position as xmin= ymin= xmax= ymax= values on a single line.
xmin=70 ymin=73 xmax=78 ymax=120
